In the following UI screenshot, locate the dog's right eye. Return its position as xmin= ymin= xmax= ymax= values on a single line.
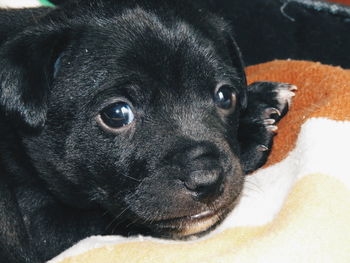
xmin=214 ymin=84 xmax=237 ymax=113
xmin=97 ymin=102 xmax=135 ymax=130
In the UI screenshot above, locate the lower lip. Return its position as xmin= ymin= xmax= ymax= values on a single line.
xmin=156 ymin=209 xmax=225 ymax=237
xmin=178 ymin=213 xmax=221 ymax=236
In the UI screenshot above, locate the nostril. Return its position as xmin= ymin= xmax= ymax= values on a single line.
xmin=184 ymin=169 xmax=223 ymax=200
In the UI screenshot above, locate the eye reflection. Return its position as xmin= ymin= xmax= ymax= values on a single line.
xmin=100 ymin=102 xmax=134 ymax=129
xmin=214 ymin=85 xmax=236 ymax=110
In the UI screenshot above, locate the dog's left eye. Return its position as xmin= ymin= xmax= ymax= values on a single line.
xmin=98 ymin=102 xmax=135 ymax=130
xmin=214 ymin=85 xmax=237 ymax=111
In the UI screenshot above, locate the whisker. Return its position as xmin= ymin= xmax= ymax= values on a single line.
xmin=105 ymin=207 xmax=128 ymax=232
xmin=126 ymin=217 xmax=140 ymax=228
xmin=243 ymin=180 xmax=264 ymax=194
xmin=123 ymin=174 xmax=142 ymax=182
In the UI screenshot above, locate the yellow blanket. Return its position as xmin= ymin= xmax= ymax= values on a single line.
xmin=48 ymin=60 xmax=350 ymax=263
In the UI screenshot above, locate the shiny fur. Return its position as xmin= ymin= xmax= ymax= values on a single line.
xmin=0 ymin=1 xmax=291 ymax=262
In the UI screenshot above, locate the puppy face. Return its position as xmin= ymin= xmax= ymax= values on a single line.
xmin=1 ymin=7 xmax=247 ymax=238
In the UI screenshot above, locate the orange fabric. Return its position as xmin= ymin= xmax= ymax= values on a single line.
xmin=327 ymin=0 xmax=350 ymax=5
xmin=246 ymin=60 xmax=350 ymax=166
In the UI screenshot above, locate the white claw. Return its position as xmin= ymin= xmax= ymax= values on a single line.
xmin=263 ymin=119 xmax=276 ymax=125
xmin=266 ymin=107 xmax=281 ymax=117
xmin=267 ymin=125 xmax=278 ymax=132
xmin=257 ymin=145 xmax=269 ymax=152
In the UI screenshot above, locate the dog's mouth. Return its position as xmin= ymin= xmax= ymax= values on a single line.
xmin=150 ymin=205 xmax=231 ymax=238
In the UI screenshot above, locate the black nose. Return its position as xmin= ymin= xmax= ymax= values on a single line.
xmin=171 ymin=143 xmax=224 ymax=202
xmin=184 ymin=169 xmax=223 ymax=201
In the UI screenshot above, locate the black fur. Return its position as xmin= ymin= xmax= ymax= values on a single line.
xmin=0 ymin=1 xmax=292 ymax=262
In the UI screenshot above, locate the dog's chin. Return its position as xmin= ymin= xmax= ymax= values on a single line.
xmin=149 ymin=205 xmax=232 ymax=240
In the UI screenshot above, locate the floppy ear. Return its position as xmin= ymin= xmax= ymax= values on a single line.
xmin=0 ymin=25 xmax=71 ymax=132
xmin=225 ymin=34 xmax=248 ymax=110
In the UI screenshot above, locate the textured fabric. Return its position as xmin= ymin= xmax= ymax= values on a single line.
xmin=48 ymin=60 xmax=350 ymax=263
xmin=0 ymin=0 xmax=41 ymax=8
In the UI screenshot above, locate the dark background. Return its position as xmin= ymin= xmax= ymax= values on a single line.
xmin=49 ymin=0 xmax=350 ymax=68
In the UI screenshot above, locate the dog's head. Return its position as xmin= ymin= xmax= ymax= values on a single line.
xmin=0 ymin=3 xmax=247 ymax=238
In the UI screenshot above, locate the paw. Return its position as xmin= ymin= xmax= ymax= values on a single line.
xmin=264 ymin=82 xmax=296 ymax=131
xmin=239 ymin=82 xmax=297 ymax=173
xmin=255 ymin=82 xmax=297 ymax=149
xmin=262 ymin=107 xmax=280 ymax=134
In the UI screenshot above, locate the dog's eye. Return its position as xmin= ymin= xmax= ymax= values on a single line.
xmin=99 ymin=102 xmax=135 ymax=129
xmin=214 ymin=85 xmax=236 ymax=110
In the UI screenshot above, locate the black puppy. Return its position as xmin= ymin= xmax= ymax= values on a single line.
xmin=0 ymin=1 xmax=295 ymax=262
